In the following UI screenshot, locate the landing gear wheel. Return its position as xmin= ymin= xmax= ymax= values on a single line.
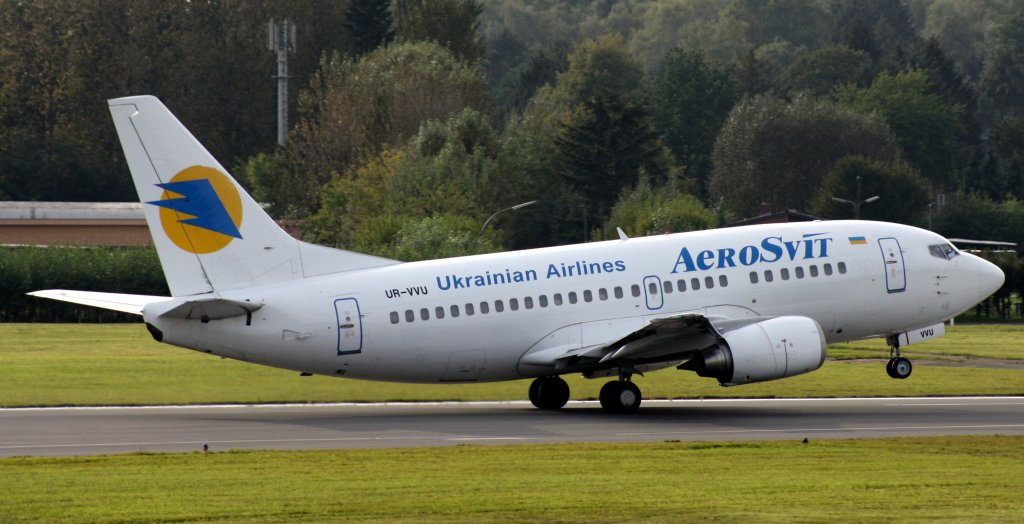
xmin=890 ymin=357 xmax=912 ymax=379
xmin=886 ymin=358 xmax=897 ymax=378
xmin=599 ymin=381 xmax=642 ymax=414
xmin=528 ymin=376 xmax=570 ymax=410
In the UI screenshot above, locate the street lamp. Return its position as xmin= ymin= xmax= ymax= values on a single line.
xmin=481 ymin=200 xmax=537 ymax=232
xmin=831 ymin=176 xmax=880 ymax=219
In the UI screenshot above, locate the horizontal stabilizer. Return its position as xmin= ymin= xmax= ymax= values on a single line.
xmin=28 ymin=290 xmax=170 ymax=315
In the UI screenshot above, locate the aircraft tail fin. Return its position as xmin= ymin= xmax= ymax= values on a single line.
xmin=108 ymin=96 xmax=398 ymax=297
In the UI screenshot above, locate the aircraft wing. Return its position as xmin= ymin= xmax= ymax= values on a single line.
xmin=519 ymin=312 xmax=770 ymax=376
xmin=27 ymin=290 xmax=171 ymax=315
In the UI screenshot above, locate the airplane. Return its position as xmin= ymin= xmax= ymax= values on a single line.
xmin=31 ymin=96 xmax=1005 ymax=413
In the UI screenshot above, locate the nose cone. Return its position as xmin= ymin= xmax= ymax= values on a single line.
xmin=977 ymin=256 xmax=1005 ymax=301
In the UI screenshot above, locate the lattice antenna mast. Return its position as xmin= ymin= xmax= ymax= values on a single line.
xmin=267 ymin=19 xmax=296 ymax=146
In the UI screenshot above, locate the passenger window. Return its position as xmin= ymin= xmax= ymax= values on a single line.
xmin=554 ymin=293 xmax=563 ymax=306
xmin=510 ymin=298 xmax=519 ymax=311
xmin=584 ymin=290 xmax=593 ymax=302
xmin=465 ymin=303 xmax=475 ymax=316
xmin=838 ymin=262 xmax=847 ymax=274
xmin=390 ymin=311 xmax=400 ymax=324
xmin=405 ymin=310 xmax=415 ymax=322
xmin=494 ymin=300 xmax=504 ymax=312
xmin=810 ymin=265 xmax=819 ymax=277
xmin=780 ymin=268 xmax=790 ymax=280
xmin=705 ymin=276 xmax=714 ymax=289
xmin=479 ymin=301 xmax=490 ymax=314
xmin=795 ymin=266 xmax=805 ymax=279
xmin=568 ymin=292 xmax=578 ymax=304
xmin=450 ymin=305 xmax=460 ymax=318
xmin=420 ymin=308 xmax=429 ymax=320
xmin=648 ymin=282 xmax=658 ymax=295
xmin=525 ymin=297 xmax=534 ymax=309
xmin=719 ymin=275 xmax=728 ymax=287
xmin=663 ymin=280 xmax=673 ymax=293
xmin=631 ymin=285 xmax=641 ymax=297
xmin=691 ymin=278 xmax=701 ymax=290
xmin=764 ymin=270 xmax=774 ymax=283
xmin=539 ymin=295 xmax=548 ymax=307
xmin=677 ymin=279 xmax=687 ymax=292
xmin=435 ymin=306 xmax=445 ymax=319
xmin=823 ymin=263 xmax=833 ymax=276
xmin=749 ymin=272 xmax=758 ymax=284
xmin=614 ymin=287 xmax=623 ymax=299
xmin=599 ymin=288 xmax=608 ymax=301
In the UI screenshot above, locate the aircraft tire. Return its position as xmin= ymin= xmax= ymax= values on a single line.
xmin=885 ymin=358 xmax=897 ymax=378
xmin=529 ymin=376 xmax=569 ymax=410
xmin=891 ymin=357 xmax=912 ymax=379
xmin=599 ymin=381 xmax=642 ymax=414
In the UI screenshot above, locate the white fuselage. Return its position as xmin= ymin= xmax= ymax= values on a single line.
xmin=148 ymin=221 xmax=1002 ymax=384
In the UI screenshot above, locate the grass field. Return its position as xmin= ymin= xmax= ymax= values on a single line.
xmin=1 ymin=436 xmax=1022 ymax=522
xmin=1 ymin=323 xmax=1022 ymax=407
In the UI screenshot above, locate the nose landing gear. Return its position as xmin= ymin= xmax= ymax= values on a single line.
xmin=885 ymin=335 xmax=913 ymax=379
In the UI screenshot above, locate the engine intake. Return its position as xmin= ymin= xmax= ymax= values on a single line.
xmin=682 ymin=316 xmax=826 ymax=385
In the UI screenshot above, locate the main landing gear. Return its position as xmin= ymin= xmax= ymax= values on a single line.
xmin=885 ymin=335 xmax=912 ymax=379
xmin=528 ymin=376 xmax=570 ymax=410
xmin=528 ymin=373 xmax=643 ymax=414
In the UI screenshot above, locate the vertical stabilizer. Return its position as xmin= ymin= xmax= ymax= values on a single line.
xmin=108 ymin=96 xmax=397 ymax=297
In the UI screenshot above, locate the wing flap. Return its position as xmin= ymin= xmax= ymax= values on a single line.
xmin=518 ymin=312 xmax=775 ymax=376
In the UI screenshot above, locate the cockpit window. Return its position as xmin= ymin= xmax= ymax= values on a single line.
xmin=928 ymin=243 xmax=959 ymax=260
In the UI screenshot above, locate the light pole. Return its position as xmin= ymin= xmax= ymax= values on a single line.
xmin=481 ymin=200 xmax=537 ymax=232
xmin=831 ymin=176 xmax=880 ymax=219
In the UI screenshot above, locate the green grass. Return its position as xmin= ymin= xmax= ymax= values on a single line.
xmin=828 ymin=323 xmax=1024 ymax=361
xmin=1 ymin=436 xmax=1022 ymax=522
xmin=1 ymin=323 xmax=1022 ymax=407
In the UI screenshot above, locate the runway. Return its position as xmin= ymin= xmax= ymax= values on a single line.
xmin=2 ymin=397 xmax=1023 ymax=457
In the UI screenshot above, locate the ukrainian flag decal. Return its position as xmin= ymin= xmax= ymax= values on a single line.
xmin=848 ymin=236 xmax=867 ymax=245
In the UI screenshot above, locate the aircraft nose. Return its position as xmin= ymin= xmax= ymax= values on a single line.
xmin=977 ymin=256 xmax=1005 ymax=301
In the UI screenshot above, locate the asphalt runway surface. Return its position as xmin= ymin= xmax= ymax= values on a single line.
xmin=2 ymin=397 xmax=1022 ymax=457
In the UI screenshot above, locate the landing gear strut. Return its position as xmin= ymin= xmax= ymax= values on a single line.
xmin=528 ymin=376 xmax=570 ymax=410
xmin=599 ymin=373 xmax=642 ymax=414
xmin=885 ymin=336 xmax=912 ymax=379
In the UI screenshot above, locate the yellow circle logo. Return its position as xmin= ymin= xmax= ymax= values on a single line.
xmin=147 ymin=166 xmax=243 ymax=254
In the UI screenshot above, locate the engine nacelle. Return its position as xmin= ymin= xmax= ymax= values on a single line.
xmin=684 ymin=316 xmax=826 ymax=386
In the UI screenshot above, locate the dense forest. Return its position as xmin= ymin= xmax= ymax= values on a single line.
xmin=3 ymin=0 xmax=1024 ymax=258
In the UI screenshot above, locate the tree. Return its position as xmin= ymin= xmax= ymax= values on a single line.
xmin=306 ymin=108 xmax=510 ymax=250
xmin=651 ymin=48 xmax=737 ymax=195
xmin=378 ymin=215 xmax=501 ymax=261
xmin=551 ymin=35 xmax=644 ymax=106
xmin=777 ymin=45 xmax=873 ymax=98
xmin=831 ymin=0 xmax=920 ymax=69
xmin=710 ymin=95 xmax=900 ymax=218
xmin=606 ymin=179 xmax=717 ymax=237
xmin=718 ymin=0 xmax=831 ymax=51
xmin=344 ymin=0 xmax=394 ymax=56
xmin=808 ymin=156 xmax=930 ymax=224
xmin=837 ymin=69 xmax=963 ymax=188
xmin=393 ymin=0 xmax=485 ymax=63
xmin=286 ymin=41 xmax=490 ymax=214
xmin=555 ymin=95 xmax=671 ymax=222
xmin=932 ymin=193 xmax=1024 ymax=246
xmin=922 ymin=0 xmax=1017 ymax=80
xmin=981 ymin=3 xmax=1024 ymax=120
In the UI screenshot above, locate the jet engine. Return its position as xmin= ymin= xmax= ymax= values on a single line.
xmin=682 ymin=316 xmax=826 ymax=386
